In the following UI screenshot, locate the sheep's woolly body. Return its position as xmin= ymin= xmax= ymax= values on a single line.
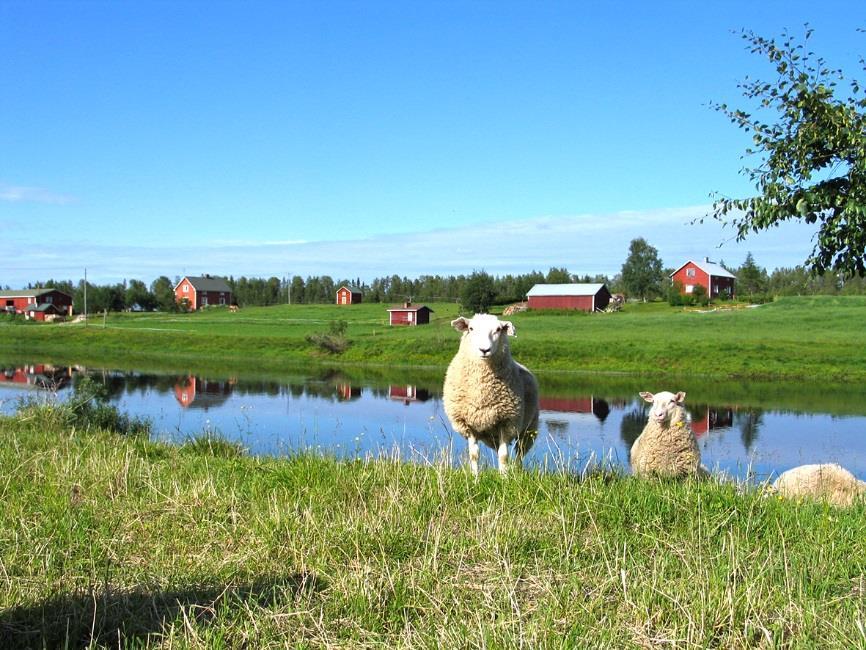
xmin=443 ymin=315 xmax=539 ymax=474
xmin=630 ymin=400 xmax=705 ymax=479
xmin=772 ymin=463 xmax=866 ymax=507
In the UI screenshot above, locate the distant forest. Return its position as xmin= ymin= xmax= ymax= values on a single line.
xmin=8 ymin=258 xmax=866 ymax=313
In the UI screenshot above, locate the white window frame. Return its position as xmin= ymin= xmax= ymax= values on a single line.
xmin=686 ymin=268 xmax=696 ymax=278
xmin=685 ymin=284 xmax=694 ymax=293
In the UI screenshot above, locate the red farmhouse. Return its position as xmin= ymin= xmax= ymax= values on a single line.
xmin=174 ymin=275 xmax=233 ymax=310
xmin=526 ymin=283 xmax=612 ymax=312
xmin=387 ymin=301 xmax=433 ymax=326
xmin=0 ymin=288 xmax=73 ymax=321
xmin=670 ymin=258 xmax=736 ymax=299
xmin=336 ymin=285 xmax=363 ymax=305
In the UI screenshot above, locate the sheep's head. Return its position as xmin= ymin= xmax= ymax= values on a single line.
xmin=640 ymin=390 xmax=686 ymax=426
xmin=451 ymin=314 xmax=515 ymax=360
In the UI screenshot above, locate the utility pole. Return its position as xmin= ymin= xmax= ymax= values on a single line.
xmin=83 ymin=267 xmax=88 ymax=328
xmin=287 ymin=271 xmax=291 ymax=305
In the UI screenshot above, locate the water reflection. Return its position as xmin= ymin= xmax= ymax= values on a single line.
xmin=0 ymin=362 xmax=863 ymax=481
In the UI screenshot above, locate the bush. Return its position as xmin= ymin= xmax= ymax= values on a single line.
xmin=306 ymin=320 xmax=350 ymax=354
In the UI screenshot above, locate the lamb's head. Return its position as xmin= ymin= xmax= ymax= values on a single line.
xmin=640 ymin=390 xmax=687 ymax=427
xmin=451 ymin=314 xmax=515 ymax=360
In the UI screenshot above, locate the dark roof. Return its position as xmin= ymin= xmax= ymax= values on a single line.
xmin=0 ymin=288 xmax=71 ymax=299
xmin=177 ymin=276 xmax=232 ymax=292
xmin=338 ymin=285 xmax=363 ymax=294
xmin=27 ymin=303 xmax=62 ymax=313
xmin=386 ymin=305 xmax=433 ymax=312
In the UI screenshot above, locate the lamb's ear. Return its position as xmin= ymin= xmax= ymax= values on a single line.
xmin=639 ymin=391 xmax=654 ymax=403
xmin=675 ymin=391 xmax=686 ymax=404
xmin=451 ymin=317 xmax=470 ymax=332
xmin=501 ymin=320 xmax=516 ymax=337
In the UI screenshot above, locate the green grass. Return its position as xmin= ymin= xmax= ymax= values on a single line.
xmin=1 ymin=409 xmax=865 ymax=648
xmin=3 ymin=296 xmax=866 ymax=381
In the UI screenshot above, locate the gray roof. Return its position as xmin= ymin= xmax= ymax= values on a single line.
xmin=339 ymin=285 xmax=363 ymax=294
xmin=671 ymin=260 xmax=736 ymax=280
xmin=527 ymin=283 xmax=607 ymax=297
xmin=387 ymin=305 xmax=433 ymax=312
xmin=0 ymin=288 xmax=68 ymax=299
xmin=177 ymin=276 xmax=232 ymax=292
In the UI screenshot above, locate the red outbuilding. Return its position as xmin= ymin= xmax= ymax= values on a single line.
xmin=387 ymin=301 xmax=433 ymax=326
xmin=174 ymin=275 xmax=233 ymax=310
xmin=0 ymin=288 xmax=73 ymax=321
xmin=336 ymin=285 xmax=363 ymax=305
xmin=526 ymin=283 xmax=612 ymax=312
xmin=669 ymin=258 xmax=736 ymax=299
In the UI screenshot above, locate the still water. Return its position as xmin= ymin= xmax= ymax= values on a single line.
xmin=2 ymin=362 xmax=864 ymax=482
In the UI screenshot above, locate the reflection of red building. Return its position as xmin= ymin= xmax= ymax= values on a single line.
xmin=174 ymin=376 xmax=235 ymax=409
xmin=388 ymin=385 xmax=430 ymax=404
xmin=0 ymin=364 xmax=73 ymax=390
xmin=337 ymin=384 xmax=361 ymax=401
xmin=539 ymin=395 xmax=610 ymax=422
xmin=691 ymin=407 xmax=734 ymax=437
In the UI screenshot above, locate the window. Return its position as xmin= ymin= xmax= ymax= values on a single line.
xmin=686 ymin=268 xmax=696 ymax=277
xmin=685 ymin=284 xmax=694 ymax=293
xmin=183 ymin=284 xmax=189 ymax=293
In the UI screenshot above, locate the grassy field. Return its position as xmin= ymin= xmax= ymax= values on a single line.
xmin=2 ymin=404 xmax=865 ymax=648
xmin=2 ymin=296 xmax=866 ymax=381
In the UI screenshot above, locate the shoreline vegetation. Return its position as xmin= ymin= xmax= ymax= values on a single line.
xmin=1 ymin=401 xmax=865 ymax=647
xmin=2 ymin=295 xmax=866 ymax=383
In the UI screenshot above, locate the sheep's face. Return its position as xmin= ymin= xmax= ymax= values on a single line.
xmin=451 ymin=314 xmax=515 ymax=359
xmin=640 ymin=390 xmax=686 ymax=426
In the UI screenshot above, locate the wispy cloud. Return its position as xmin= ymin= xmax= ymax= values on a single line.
xmin=0 ymin=205 xmax=816 ymax=285
xmin=0 ymin=185 xmax=76 ymax=205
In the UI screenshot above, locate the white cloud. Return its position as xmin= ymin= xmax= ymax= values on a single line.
xmin=0 ymin=205 xmax=817 ymax=285
xmin=0 ymin=185 xmax=75 ymax=205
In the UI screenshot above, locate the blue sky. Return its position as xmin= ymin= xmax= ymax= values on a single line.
xmin=1 ymin=1 xmax=863 ymax=286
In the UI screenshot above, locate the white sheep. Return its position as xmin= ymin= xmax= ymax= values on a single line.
xmin=630 ymin=390 xmax=707 ymax=479
xmin=443 ymin=313 xmax=539 ymax=476
xmin=771 ymin=463 xmax=866 ymax=507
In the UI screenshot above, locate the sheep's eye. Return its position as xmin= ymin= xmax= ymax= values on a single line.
xmin=468 ymin=327 xmax=473 ymax=332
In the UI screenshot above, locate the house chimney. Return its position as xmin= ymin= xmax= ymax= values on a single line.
xmin=704 ymin=257 xmax=710 ymax=263
xmin=404 ymin=299 xmax=411 ymax=308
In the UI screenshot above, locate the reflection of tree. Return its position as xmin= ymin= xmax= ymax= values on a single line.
xmin=620 ymin=405 xmax=648 ymax=448
xmin=736 ymin=410 xmax=764 ymax=451
xmin=545 ymin=419 xmax=569 ymax=437
xmin=592 ymin=398 xmax=610 ymax=423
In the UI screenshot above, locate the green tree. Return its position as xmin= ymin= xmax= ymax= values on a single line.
xmin=712 ymin=27 xmax=866 ymax=276
xmin=126 ymin=279 xmax=156 ymax=311
xmin=736 ymin=252 xmax=769 ymax=297
xmin=150 ymin=276 xmax=177 ymax=312
xmin=620 ymin=237 xmax=664 ymax=301
xmin=460 ymin=271 xmax=496 ymax=313
xmin=545 ymin=267 xmax=572 ymax=283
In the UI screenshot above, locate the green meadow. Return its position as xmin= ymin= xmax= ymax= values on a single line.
xmin=1 ymin=405 xmax=865 ymax=648
xmin=2 ymin=295 xmax=866 ymax=382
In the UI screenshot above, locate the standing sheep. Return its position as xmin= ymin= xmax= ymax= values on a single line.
xmin=630 ymin=390 xmax=707 ymax=479
xmin=771 ymin=463 xmax=866 ymax=507
xmin=443 ymin=314 xmax=539 ymax=476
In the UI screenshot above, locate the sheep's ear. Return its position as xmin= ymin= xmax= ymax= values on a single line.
xmin=451 ymin=317 xmax=470 ymax=332
xmin=639 ymin=391 xmax=654 ymax=403
xmin=501 ymin=320 xmax=516 ymax=337
xmin=675 ymin=391 xmax=686 ymax=404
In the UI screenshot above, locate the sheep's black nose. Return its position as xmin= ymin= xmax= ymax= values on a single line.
xmin=479 ymin=347 xmax=491 ymax=355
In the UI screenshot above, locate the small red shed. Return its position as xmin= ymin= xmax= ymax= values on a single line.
xmin=526 ymin=283 xmax=612 ymax=312
xmin=174 ymin=275 xmax=233 ymax=310
xmin=669 ymin=258 xmax=736 ymax=299
xmin=336 ymin=285 xmax=363 ymax=305
xmin=387 ymin=301 xmax=433 ymax=326
xmin=0 ymin=288 xmax=74 ymax=320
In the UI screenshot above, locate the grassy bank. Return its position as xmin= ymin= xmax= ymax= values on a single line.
xmin=2 ymin=408 xmax=865 ymax=648
xmin=2 ymin=296 xmax=866 ymax=381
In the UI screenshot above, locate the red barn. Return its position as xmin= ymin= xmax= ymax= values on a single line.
xmin=670 ymin=258 xmax=736 ymax=299
xmin=174 ymin=275 xmax=232 ymax=310
xmin=336 ymin=285 xmax=363 ymax=305
xmin=387 ymin=301 xmax=433 ymax=326
xmin=526 ymin=283 xmax=612 ymax=312
xmin=0 ymin=288 xmax=73 ymax=321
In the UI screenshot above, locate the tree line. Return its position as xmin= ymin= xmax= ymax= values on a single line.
xmin=8 ymin=245 xmax=866 ymax=315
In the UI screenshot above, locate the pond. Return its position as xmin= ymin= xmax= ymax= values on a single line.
xmin=2 ymin=361 xmax=864 ymax=482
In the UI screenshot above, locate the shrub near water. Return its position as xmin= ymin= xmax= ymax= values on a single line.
xmin=1 ymin=403 xmax=865 ymax=648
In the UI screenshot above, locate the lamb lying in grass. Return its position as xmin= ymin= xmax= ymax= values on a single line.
xmin=443 ymin=314 xmax=539 ymax=476
xmin=630 ymin=390 xmax=707 ymax=479
xmin=771 ymin=463 xmax=866 ymax=507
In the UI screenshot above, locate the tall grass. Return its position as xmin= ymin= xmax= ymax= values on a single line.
xmin=1 ymin=407 xmax=864 ymax=648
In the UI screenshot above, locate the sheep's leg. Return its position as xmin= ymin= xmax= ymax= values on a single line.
xmin=497 ymin=439 xmax=509 ymax=475
xmin=467 ymin=434 xmax=480 ymax=477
